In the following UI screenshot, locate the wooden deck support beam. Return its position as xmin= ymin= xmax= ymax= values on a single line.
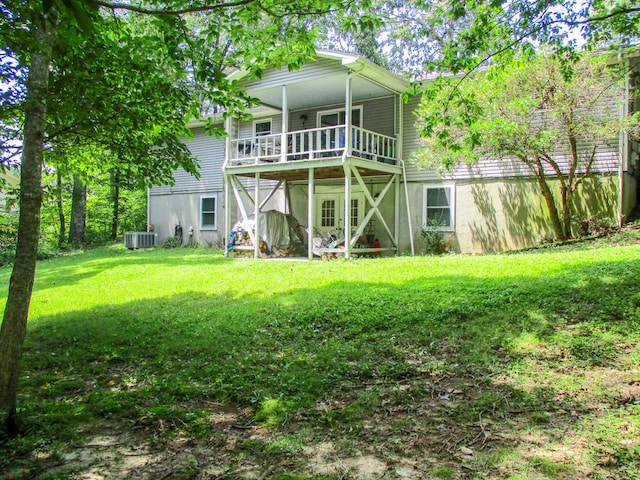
xmin=229 ymin=175 xmax=257 ymax=248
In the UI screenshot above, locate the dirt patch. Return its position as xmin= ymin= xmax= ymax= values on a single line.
xmin=4 ymin=353 xmax=640 ymax=480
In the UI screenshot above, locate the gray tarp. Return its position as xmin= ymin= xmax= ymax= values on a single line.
xmin=231 ymin=210 xmax=304 ymax=254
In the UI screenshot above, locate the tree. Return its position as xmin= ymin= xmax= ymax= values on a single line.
xmin=68 ymin=176 xmax=86 ymax=245
xmin=55 ymin=171 xmax=66 ymax=247
xmin=315 ymin=1 xmax=639 ymax=79
xmin=0 ymin=0 xmax=349 ymax=434
xmin=415 ymin=0 xmax=640 ymax=76
xmin=412 ymin=54 xmax=640 ymax=241
xmin=0 ymin=2 xmax=58 ymax=436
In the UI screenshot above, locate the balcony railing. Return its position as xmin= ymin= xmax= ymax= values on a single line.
xmin=227 ymin=125 xmax=398 ymax=167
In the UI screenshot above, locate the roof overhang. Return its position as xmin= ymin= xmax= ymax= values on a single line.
xmin=227 ymin=50 xmax=409 ymax=112
xmin=316 ymin=50 xmax=409 ymax=93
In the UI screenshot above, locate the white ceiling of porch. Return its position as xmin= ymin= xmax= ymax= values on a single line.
xmin=246 ymin=73 xmax=395 ymax=113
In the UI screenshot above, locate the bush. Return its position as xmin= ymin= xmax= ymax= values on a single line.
xmin=420 ymin=220 xmax=448 ymax=255
xmin=578 ymin=215 xmax=618 ymax=237
xmin=0 ymin=211 xmax=18 ymax=265
xmin=162 ymin=237 xmax=183 ymax=248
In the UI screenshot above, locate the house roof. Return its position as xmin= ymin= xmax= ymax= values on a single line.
xmin=228 ymin=50 xmax=409 ymax=112
xmin=189 ymin=50 xmax=409 ymax=127
xmin=316 ymin=50 xmax=409 ymax=92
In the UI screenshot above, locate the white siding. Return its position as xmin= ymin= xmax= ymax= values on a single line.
xmin=402 ymin=93 xmax=622 ymax=182
xmin=150 ymin=127 xmax=225 ymax=196
xmin=241 ymin=58 xmax=344 ymax=90
xmin=283 ymin=96 xmax=395 ymax=134
xmin=361 ymin=96 xmax=395 ymax=137
xmin=238 ymin=115 xmax=283 ymax=138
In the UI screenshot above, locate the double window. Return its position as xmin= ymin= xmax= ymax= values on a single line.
xmin=201 ymin=196 xmax=217 ymax=230
xmin=423 ymin=185 xmax=454 ymax=230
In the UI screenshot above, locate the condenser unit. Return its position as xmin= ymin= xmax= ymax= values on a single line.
xmin=124 ymin=232 xmax=157 ymax=249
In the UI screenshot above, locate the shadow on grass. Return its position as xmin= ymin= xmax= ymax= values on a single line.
xmin=23 ymin=247 xmax=230 ymax=292
xmin=5 ymin=255 xmax=640 ymax=477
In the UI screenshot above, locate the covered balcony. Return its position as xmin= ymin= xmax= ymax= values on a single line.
xmin=222 ymin=51 xmax=415 ymax=259
xmin=227 ymin=125 xmax=398 ymax=167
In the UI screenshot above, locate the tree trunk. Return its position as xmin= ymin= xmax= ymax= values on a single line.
xmin=68 ymin=176 xmax=86 ymax=245
xmin=562 ymin=187 xmax=573 ymax=240
xmin=57 ymin=171 xmax=66 ymax=247
xmin=0 ymin=8 xmax=57 ymax=435
xmin=536 ymin=174 xmax=567 ymax=241
xmin=110 ymin=171 xmax=120 ymax=240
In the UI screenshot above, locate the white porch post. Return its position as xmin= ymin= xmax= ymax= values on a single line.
xmin=344 ymin=166 xmax=352 ymax=258
xmin=254 ymin=172 xmax=260 ymax=259
xmin=281 ymin=85 xmax=288 ymax=163
xmin=345 ymin=74 xmax=353 ymax=156
xmin=224 ymin=173 xmax=231 ymax=256
xmin=344 ymin=74 xmax=353 ymax=258
xmin=308 ymin=168 xmax=314 ymax=260
xmin=224 ymin=116 xmax=232 ymax=257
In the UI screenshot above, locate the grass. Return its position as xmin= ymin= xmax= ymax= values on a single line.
xmin=1 ymin=231 xmax=640 ymax=479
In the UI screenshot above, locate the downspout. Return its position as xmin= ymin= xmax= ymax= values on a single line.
xmin=398 ymin=97 xmax=415 ymax=255
xmin=618 ymin=58 xmax=630 ymax=227
xmin=146 ymin=187 xmax=150 ymax=232
xmin=402 ymin=161 xmax=415 ymax=256
xmin=394 ymin=95 xmax=400 ymax=248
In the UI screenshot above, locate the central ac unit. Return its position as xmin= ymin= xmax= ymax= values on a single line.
xmin=124 ymin=232 xmax=157 ymax=249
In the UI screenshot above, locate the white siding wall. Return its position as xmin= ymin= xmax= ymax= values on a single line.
xmin=241 ymin=58 xmax=345 ymax=90
xmin=150 ymin=126 xmax=226 ymax=196
xmin=233 ymin=96 xmax=396 ymax=136
xmin=238 ymin=115 xmax=283 ymax=139
xmin=402 ymin=94 xmax=622 ymax=182
xmin=148 ymin=191 xmax=224 ymax=247
xmin=148 ymin=56 xmax=632 ymax=254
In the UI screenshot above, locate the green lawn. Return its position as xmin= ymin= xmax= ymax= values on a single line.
xmin=2 ymin=232 xmax=640 ymax=479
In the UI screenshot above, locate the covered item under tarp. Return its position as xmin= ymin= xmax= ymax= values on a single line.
xmin=228 ymin=210 xmax=305 ymax=256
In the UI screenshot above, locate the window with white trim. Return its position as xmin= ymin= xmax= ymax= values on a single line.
xmin=254 ymin=119 xmax=272 ymax=136
xmin=321 ymin=199 xmax=336 ymax=227
xmin=201 ymin=196 xmax=217 ymax=230
xmin=423 ymin=185 xmax=454 ymax=229
xmin=317 ymin=106 xmax=362 ymax=128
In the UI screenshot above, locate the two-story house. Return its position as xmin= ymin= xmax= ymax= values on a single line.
xmin=147 ymin=50 xmax=639 ymax=256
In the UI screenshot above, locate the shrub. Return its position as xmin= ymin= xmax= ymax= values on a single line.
xmin=578 ymin=215 xmax=617 ymax=237
xmin=162 ymin=237 xmax=183 ymax=248
xmin=420 ymin=220 xmax=448 ymax=255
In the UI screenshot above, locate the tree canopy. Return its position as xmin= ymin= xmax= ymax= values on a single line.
xmin=412 ymin=54 xmax=640 ymax=240
xmin=315 ymin=0 xmax=640 ymax=77
xmin=0 ymin=0 xmax=356 ymax=434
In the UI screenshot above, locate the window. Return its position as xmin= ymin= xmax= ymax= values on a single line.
xmin=254 ymin=119 xmax=272 ymax=136
xmin=350 ymin=198 xmax=359 ymax=228
xmin=423 ymin=185 xmax=454 ymax=229
xmin=201 ymin=196 xmax=217 ymax=230
xmin=317 ymin=107 xmax=362 ymax=128
xmin=321 ymin=199 xmax=336 ymax=227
